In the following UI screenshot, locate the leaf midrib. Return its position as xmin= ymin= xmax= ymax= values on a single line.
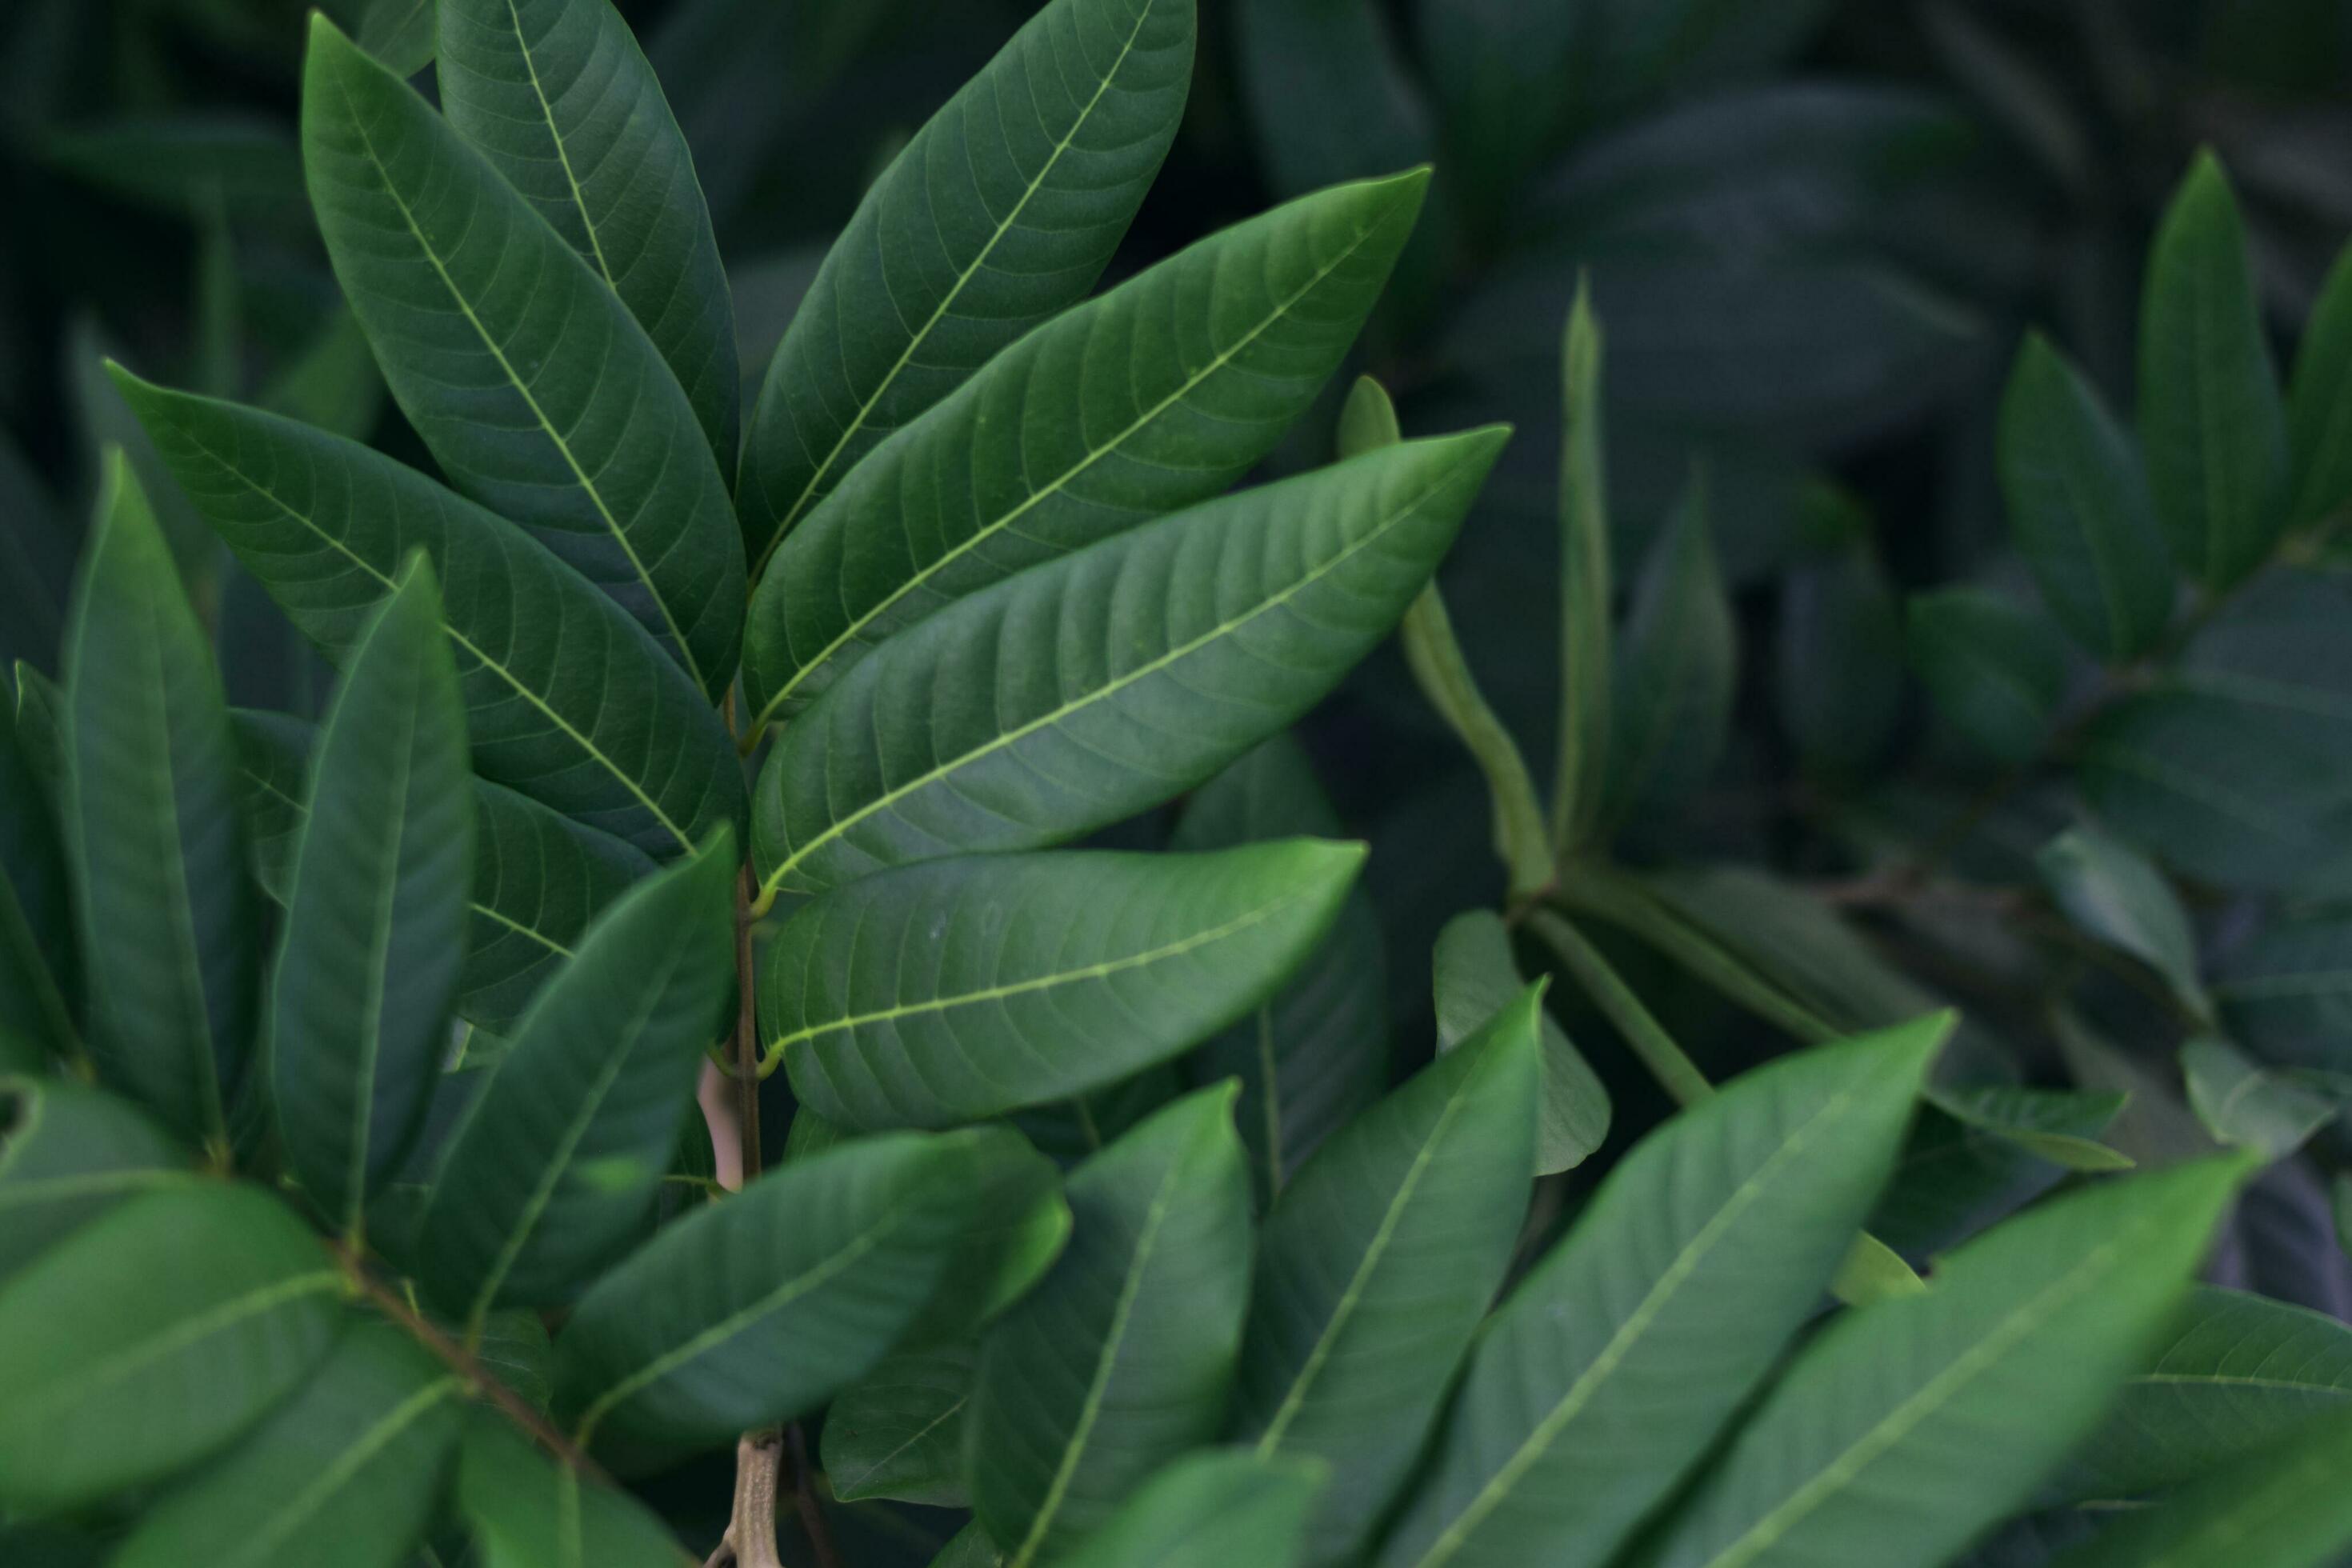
xmin=221 ymin=1373 xmax=463 ymax=1568
xmin=502 ymin=0 xmax=619 ymax=290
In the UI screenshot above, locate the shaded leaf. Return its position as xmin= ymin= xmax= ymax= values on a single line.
xmin=2219 ymin=909 xmax=2352 ymax=1074
xmin=1777 ymin=536 xmax=1902 ymax=780
xmin=1234 ymin=0 xmax=1430 ymax=198
xmin=1432 ymin=910 xmax=1608 ymax=1174
xmin=824 ymin=1342 xmax=975 ymax=1507
xmin=2288 ymin=240 xmax=2352 ymax=528
xmin=2038 ymin=825 xmax=2209 ymax=1020
xmin=2048 ymin=1407 xmax=2352 ymax=1568
xmin=0 ymin=1075 xmax=189 ymax=1282
xmin=1055 ymin=1450 xmax=1324 ymax=1568
xmin=1907 ymin=587 xmax=2069 ymax=767
xmin=2182 ymin=1037 xmax=2335 ymax=1159
xmin=1602 ymin=471 xmax=1734 ymax=827
xmin=0 ymin=694 xmax=75 ymax=1066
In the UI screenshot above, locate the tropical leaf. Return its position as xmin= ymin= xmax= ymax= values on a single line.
xmin=114 ymin=372 xmax=744 ymax=861
xmin=0 ymin=1076 xmax=190 ymax=1282
xmin=824 ymin=1342 xmax=976 ymax=1506
xmin=110 ymin=1322 xmax=464 ymax=1568
xmin=2047 ymin=1407 xmax=2352 ymax=1568
xmin=968 ymin=1086 xmax=1252 ymax=1566
xmin=1234 ymin=987 xmax=1540 ymax=1564
xmin=1371 ymin=1018 xmax=1946 ymax=1568
xmin=64 ymin=453 xmax=258 ymax=1145
xmin=1170 ymin=734 xmax=1388 ymax=1204
xmin=0 ymin=693 xmax=75 ymax=1066
xmin=555 ymin=1128 xmax=1030 ymax=1453
xmin=302 ymin=16 xmax=744 ymax=696
xmin=414 ymin=834 xmax=735 ymax=1326
xmin=742 ymin=168 xmax=1431 ymax=727
xmin=1055 ymin=1450 xmax=1326 ymax=1568
xmin=1432 ymin=910 xmax=1609 ymax=1174
xmin=735 ymin=0 xmax=1195 ymax=566
xmin=752 ymin=429 xmax=1508 ymax=899
xmin=272 ymin=561 xmax=474 ymax=1234
xmin=0 ymin=1183 xmax=345 ymax=1513
xmin=762 ymin=842 xmax=1363 ymax=1130
xmin=1638 ymin=1158 xmax=2247 ymax=1568
xmin=437 ymin=0 xmax=738 ymax=467
xmin=454 ymin=1414 xmax=691 ymax=1566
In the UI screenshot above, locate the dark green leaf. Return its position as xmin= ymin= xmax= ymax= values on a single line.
xmin=1555 ymin=278 xmax=1612 ymax=853
xmin=1602 ymin=470 xmax=1734 ymax=827
xmin=1055 ymin=1451 xmax=1324 ymax=1568
xmin=735 ymin=0 xmax=1195 ymax=565
xmin=0 ymin=1076 xmax=190 ymax=1282
xmin=1234 ymin=0 xmax=1430 ymax=198
xmin=899 ymin=1133 xmax=1070 ymax=1348
xmin=1925 ymin=1086 xmax=2134 ymax=1173
xmin=0 ymin=694 xmax=76 ymax=1066
xmin=2049 ymin=1407 xmax=2352 ymax=1568
xmin=1776 ymin=536 xmax=1902 ymax=779
xmin=302 ymin=17 xmax=743 ymax=697
xmin=2038 ymin=825 xmax=2209 ymax=1019
xmin=2181 ymin=1038 xmax=2335 ymax=1159
xmin=354 ymin=0 xmax=437 ymax=75
xmin=752 ymin=429 xmax=1506 ymax=900
xmin=258 ymin=307 xmax=386 ymax=443
xmin=477 ymin=1309 xmax=554 ymax=1414
xmin=2287 ymin=241 xmax=2352 ymax=529
xmin=0 ymin=1183 xmax=345 ymax=1513
xmin=65 ymin=453 xmax=258 ymax=1145
xmin=11 ymin=662 xmax=66 ymax=811
xmin=969 ymin=1086 xmax=1251 ymax=1564
xmin=1906 ymin=587 xmax=2069 ymax=767
xmin=2217 ymin=910 xmax=2352 ymax=1074
xmin=454 ymin=1414 xmax=690 ymax=1566
xmin=1432 ymin=911 xmax=1608 ymax=1174
xmin=1867 ymin=1088 xmax=2128 ymax=1260
xmin=823 ymin=1342 xmax=975 ymax=1507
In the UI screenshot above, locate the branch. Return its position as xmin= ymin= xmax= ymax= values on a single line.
xmin=789 ymin=1421 xmax=842 ymax=1568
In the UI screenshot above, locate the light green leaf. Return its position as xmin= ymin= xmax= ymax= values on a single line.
xmin=454 ymin=1414 xmax=691 ymax=1567
xmin=113 ymin=1322 xmax=464 ymax=1568
xmin=753 ymin=428 xmax=1507 ymax=899
xmin=273 ymin=561 xmax=474 ymax=1234
xmin=2287 ymin=240 xmax=2352 ymax=529
xmin=1054 ymin=1450 xmax=1325 ymax=1568
xmin=735 ymin=0 xmax=1195 ymax=566
xmin=969 ymin=1086 xmax=1252 ymax=1566
xmin=2038 ymin=824 xmax=2210 ymax=1020
xmin=0 ymin=1183 xmax=345 ymax=1513
xmin=1432 ymin=911 xmax=1609 ymax=1174
xmin=1371 ymin=1018 xmax=1946 ymax=1568
xmin=743 ymin=169 xmax=1430 ymax=726
xmin=114 ymin=371 xmax=744 ymax=862
xmin=1237 ymin=988 xmax=1539 ymax=1563
xmin=1997 ymin=331 xmax=2175 ymax=659
xmin=1554 ymin=278 xmax=1612 ymax=853
xmin=302 ymin=16 xmax=743 ymax=698
xmin=1907 ymin=587 xmax=2069 ymax=767
xmin=1601 ymin=470 xmax=1734 ymax=829
xmin=0 ymin=1076 xmax=190 ymax=1282
xmin=438 ymin=0 xmax=736 ymax=467
xmin=1638 ymin=1157 xmax=2246 ymax=1568
xmin=2050 ymin=1407 xmax=2352 ymax=1568
xmin=823 ymin=1342 xmax=976 ymax=1506
xmin=2138 ymin=152 xmax=2288 ymax=590
xmin=556 ymin=1128 xmax=1028 ymax=1454
xmin=764 ymin=842 xmax=1362 ymax=1130
xmin=0 ymin=694 xmax=76 ymax=1066
xmin=1170 ymin=734 xmax=1389 ymax=1204
xmin=64 ymin=452 xmax=258 ymax=1146
xmin=414 ymin=833 xmax=735 ymax=1325
xmin=2181 ymin=1038 xmax=2335 ymax=1159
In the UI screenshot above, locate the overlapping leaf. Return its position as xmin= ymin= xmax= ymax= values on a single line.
xmin=1055 ymin=1451 xmax=1326 ymax=1568
xmin=0 ymin=694 xmax=74 ymax=1067
xmin=2288 ymin=241 xmax=2352 ymax=528
xmin=824 ymin=1342 xmax=977 ymax=1507
xmin=0 ymin=1076 xmax=188 ymax=1282
xmin=2050 ymin=1408 xmax=2352 ymax=1568
xmin=1601 ymin=473 xmax=1733 ymax=828
xmin=1432 ymin=911 xmax=1608 ymax=1174
xmin=1907 ymin=589 xmax=2068 ymax=767
xmin=454 ymin=1414 xmax=690 ymax=1566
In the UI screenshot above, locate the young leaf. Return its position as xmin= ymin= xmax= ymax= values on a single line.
xmin=113 ymin=373 xmax=745 ymax=860
xmin=0 ymin=1183 xmax=344 ymax=1513
xmin=1372 ymin=1018 xmax=1946 ymax=1568
xmin=302 ymin=15 xmax=744 ymax=698
xmin=2137 ymin=152 xmax=2288 ymax=590
xmin=556 ymin=1128 xmax=1030 ymax=1452
xmin=2038 ymin=824 xmax=2210 ymax=1021
xmin=437 ymin=0 xmax=739 ymax=467
xmin=1638 ymin=1157 xmax=2247 ymax=1568
xmin=64 ymin=453 xmax=258 ymax=1145
xmin=1997 ymin=332 xmax=2174 ymax=659
xmin=0 ymin=1076 xmax=190 ymax=1282
xmin=1054 ymin=1450 xmax=1326 ymax=1568
xmin=735 ymin=0 xmax=1195 ymax=565
xmin=1601 ymin=471 xmax=1734 ymax=829
xmin=2181 ymin=1038 xmax=2335 ymax=1160
xmin=2048 ymin=1407 xmax=2352 ymax=1568
xmin=762 ymin=842 xmax=1364 ymax=1130
xmin=1906 ymin=588 xmax=2069 ymax=767
xmin=823 ymin=1342 xmax=976 ymax=1507
xmin=968 ymin=1086 xmax=1253 ymax=1566
xmin=1400 ymin=582 xmax=1554 ymax=897
xmin=110 ymin=1323 xmax=464 ymax=1568
xmin=0 ymin=694 xmax=75 ymax=1066
xmin=1432 ymin=910 xmax=1609 ymax=1174
xmin=273 ymin=560 xmax=474 ymax=1234
xmin=753 ymin=428 xmax=1509 ymax=900
xmin=742 ymin=170 xmax=1432 ymax=723
xmin=2287 ymin=241 xmax=2352 ymax=528
xmin=1170 ymin=735 xmax=1389 ymax=1204
xmin=414 ymin=832 xmax=734 ymax=1323
xmin=454 ymin=1414 xmax=690 ymax=1566
xmin=1554 ymin=278 xmax=1613 ymax=852
xmin=1235 ymin=987 xmax=1540 ymax=1563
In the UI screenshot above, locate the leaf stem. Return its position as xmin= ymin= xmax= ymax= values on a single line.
xmin=1524 ymin=910 xmax=1713 ymax=1107
xmin=1555 ymin=868 xmax=1838 ymax=1045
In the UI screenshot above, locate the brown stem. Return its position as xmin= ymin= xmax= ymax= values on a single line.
xmin=334 ymin=1246 xmax=610 ymax=1486
xmin=789 ymin=1421 xmax=842 ymax=1568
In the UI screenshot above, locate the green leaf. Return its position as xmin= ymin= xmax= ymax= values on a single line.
xmin=1924 ymin=1086 xmax=2134 ymax=1173
xmin=1234 ymin=0 xmax=1430 ymax=198
xmin=2181 ymin=1037 xmax=2336 ymax=1159
xmin=1554 ymin=278 xmax=1613 ymax=853
xmin=111 ymin=1322 xmax=464 ymax=1568
xmin=766 ymin=842 xmax=1362 ymax=1130
xmin=753 ymin=428 xmax=1507 ymax=900
xmin=273 ymin=561 xmax=474 ymax=1234
xmin=1776 ymin=537 xmax=1902 ymax=779
xmin=2038 ymin=825 xmax=2210 ymax=1020
xmin=1868 ymin=1088 xmax=2128 ymax=1261
xmin=1170 ymin=735 xmax=1389 ymax=1204
xmin=934 ymin=1523 xmax=1004 ymax=1568
xmin=437 ymin=0 xmax=737 ymax=467
xmin=113 ymin=372 xmax=745 ymax=862
xmin=1637 ymin=1157 xmax=2246 ymax=1568
xmin=414 ymin=833 xmax=735 ymax=1325
xmin=1997 ymin=332 xmax=2175 ymax=659
xmin=64 ymin=452 xmax=258 ymax=1146
xmin=2050 ymin=1407 xmax=2352 ymax=1568
xmin=258 ymin=306 xmax=386 ymax=442
xmin=1432 ymin=911 xmax=1609 ymax=1174
xmin=1370 ymin=1018 xmax=1945 ymax=1568
xmin=2217 ymin=910 xmax=2352 ymax=1073
xmin=0 ymin=695 xmax=76 ymax=1066
xmin=11 ymin=662 xmax=66 ymax=810
xmin=2059 ymin=1285 xmax=2352 ymax=1501
xmin=899 ymin=1134 xmax=1071 ymax=1348
xmin=302 ymin=16 xmax=743 ymax=698
xmin=2287 ymin=241 xmax=2352 ymax=529
xmin=354 ymin=0 xmax=438 ymax=75
xmin=555 ymin=1128 xmax=1028 ymax=1453
xmin=823 ymin=1342 xmax=976 ymax=1506
xmin=1054 ymin=1450 xmax=1325 ymax=1568
xmin=1906 ymin=588 xmax=2068 ymax=768
xmin=454 ymin=1414 xmax=691 ymax=1566
xmin=734 ymin=0 xmax=1195 ymax=566
xmin=2137 ymin=152 xmax=2288 ymax=590
xmin=0 ymin=1076 xmax=190 ymax=1282
xmin=969 ymin=1086 xmax=1252 ymax=1566
xmin=742 ymin=170 xmax=1431 ymax=728
xmin=1236 ymin=988 xmax=1539 ymax=1563
xmin=0 ymin=1183 xmax=345 ymax=1513
xmin=1601 ymin=470 xmax=1734 ymax=829
xmin=478 ymin=1308 xmax=554 ymax=1414
xmin=1400 ymin=579 xmax=1554 ymax=897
